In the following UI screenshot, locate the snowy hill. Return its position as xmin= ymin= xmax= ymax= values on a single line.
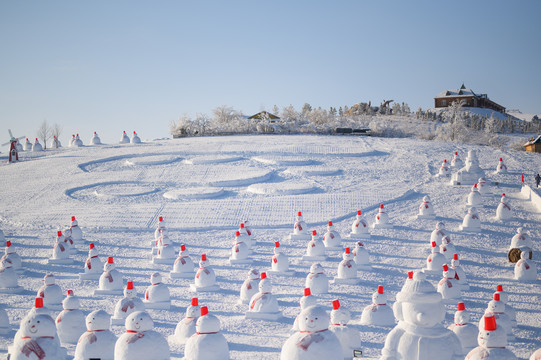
xmin=431 ymin=106 xmax=518 ymax=121
xmin=0 ymin=135 xmax=540 ymax=359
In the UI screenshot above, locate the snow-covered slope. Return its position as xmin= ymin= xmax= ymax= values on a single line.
xmin=0 ymin=135 xmax=540 ymax=359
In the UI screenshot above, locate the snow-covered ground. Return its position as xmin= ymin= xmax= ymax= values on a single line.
xmin=0 ymin=134 xmax=540 ymax=359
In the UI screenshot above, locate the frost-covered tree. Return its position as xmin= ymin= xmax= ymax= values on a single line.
xmin=392 ymin=102 xmax=401 ymax=115
xmin=37 ymin=120 xmax=51 ymax=149
xmin=272 ymin=105 xmax=279 ymax=116
xmin=212 ymin=105 xmax=236 ymax=124
xmin=302 ymin=103 xmax=312 ymax=114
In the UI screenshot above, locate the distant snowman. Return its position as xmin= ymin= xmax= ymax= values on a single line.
xmin=289 ymin=211 xmax=311 ymax=240
xmin=440 ymin=235 xmax=456 ymax=262
xmin=152 ymin=233 xmax=176 ymax=264
xmin=143 ymin=272 xmax=171 ymax=310
xmin=169 ymin=244 xmax=195 ymax=279
xmin=70 ymin=216 xmax=83 ymax=242
xmin=112 ymin=281 xmax=145 ymax=326
xmin=90 ymin=131 xmax=102 ymax=145
xmin=130 ymin=131 xmax=141 ymax=144
xmin=37 ymin=273 xmax=63 ymax=310
xmin=239 ymin=268 xmax=260 ymax=305
xmin=114 ymin=311 xmax=169 ymax=360
xmin=460 ymin=207 xmax=481 ymax=232
xmin=477 ymin=177 xmax=489 ymax=196
xmin=190 ymin=254 xmax=220 ymax=292
xmin=23 ymin=138 xmax=32 ymax=151
xmin=430 ymin=221 xmax=447 ymax=246
xmin=417 ymin=195 xmax=436 ymax=219
xmin=302 ymin=230 xmax=327 ymax=261
xmin=494 ymin=285 xmax=516 ymax=327
xmin=2 ymin=240 xmax=22 ymax=273
xmin=373 ymin=204 xmax=393 ymax=229
xmin=184 ymin=306 xmax=230 ymax=360
xmin=322 ymin=220 xmax=342 ymax=250
xmin=305 ymin=263 xmax=329 ymax=295
xmin=450 ymin=151 xmax=463 ymax=168
xmin=246 ymin=272 xmax=282 ymax=321
xmin=268 ymin=241 xmax=294 ymax=276
xmin=49 ymin=230 xmax=74 ymax=265
xmin=79 ymin=243 xmax=102 ymax=280
xmin=32 ymin=138 xmax=43 ymax=152
xmin=514 ymin=250 xmax=537 ymax=282
xmin=349 ymin=210 xmax=370 ymax=239
xmin=291 ymin=288 xmax=318 ymax=332
xmin=437 ymin=264 xmax=462 ymax=304
xmin=333 ymin=248 xmax=359 ymax=285
xmin=448 ymin=302 xmax=478 ymax=354
xmin=329 ymin=299 xmax=362 ymax=358
xmin=0 ymin=257 xmax=23 ymax=293
xmin=495 ymin=193 xmax=512 ymax=221
xmin=360 ymin=286 xmax=395 ymax=326
xmin=352 ymin=241 xmax=371 ymax=270
xmin=451 ymin=254 xmax=469 ymax=291
xmin=95 ymin=257 xmax=124 ymax=295
xmin=119 ymin=131 xmax=130 ymax=144
xmin=423 ymin=241 xmax=447 ymax=275
xmin=466 ymin=313 xmax=517 ymax=360
xmin=228 ymin=231 xmax=251 ymax=265
xmin=169 ymin=298 xmax=200 ymax=345
xmin=280 ymin=305 xmax=344 ymax=360
xmin=437 ymin=159 xmax=450 ymax=177
xmin=466 ymin=184 xmax=482 ymax=207
xmin=55 ymin=290 xmax=86 ymax=345
xmin=74 ymin=310 xmax=117 ymax=360
xmin=509 ymin=227 xmax=533 ymax=251
xmin=495 ymin=157 xmax=507 ymax=174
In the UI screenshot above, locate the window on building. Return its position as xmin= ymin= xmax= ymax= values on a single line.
xmin=442 ymin=100 xmax=447 ymax=106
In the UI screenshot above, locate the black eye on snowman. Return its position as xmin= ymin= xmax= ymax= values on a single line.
xmin=37 ymin=321 xmax=40 ymax=323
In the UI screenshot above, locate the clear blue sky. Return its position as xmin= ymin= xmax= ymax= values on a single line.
xmin=1 ymin=1 xmax=540 ymax=145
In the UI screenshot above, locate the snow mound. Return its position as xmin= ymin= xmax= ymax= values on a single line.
xmin=246 ymin=181 xmax=320 ymax=195
xmin=163 ymin=187 xmax=227 ymax=200
xmin=183 ymin=155 xmax=244 ymax=165
xmin=66 ymin=181 xmax=160 ymax=201
xmin=124 ymin=155 xmax=182 ymax=166
xmin=283 ymin=166 xmax=342 ymax=177
xmin=207 ymin=169 xmax=274 ymax=187
xmin=251 ymin=155 xmax=321 ymax=166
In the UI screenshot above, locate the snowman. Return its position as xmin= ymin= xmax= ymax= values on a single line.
xmin=349 ymin=210 xmax=370 ymax=239
xmin=451 ymin=254 xmax=469 ymax=290
xmin=460 ymin=207 xmax=481 ymax=232
xmin=239 ymin=268 xmax=260 ymax=305
xmin=246 ymin=272 xmax=282 ymax=321
xmin=268 ymin=241 xmax=294 ymax=276
xmin=305 ymin=263 xmax=329 ymax=295
xmin=190 ymin=254 xmax=220 ymax=292
xmin=466 ymin=184 xmax=482 ymax=207
xmin=281 ymin=305 xmax=344 ymax=360
xmin=430 ymin=222 xmax=447 ymax=246
xmin=2 ymin=240 xmax=22 ymax=273
xmin=228 ymin=231 xmax=251 ymax=265
xmin=0 ymin=257 xmax=23 ymax=293
xmin=62 ymin=227 xmax=77 ymax=255
xmin=289 ymin=211 xmax=311 ymax=240
xmin=74 ymin=310 xmax=117 ymax=360
xmin=114 ymin=311 xmax=169 ymax=360
xmin=169 ymin=298 xmax=200 ymax=345
xmin=352 ymin=241 xmax=371 ymax=270
xmin=238 ymin=222 xmax=254 ymax=247
xmin=530 ymin=348 xmax=541 ymax=360
xmin=70 ymin=216 xmax=83 ymax=242
xmin=169 ymin=244 xmax=195 ymax=279
xmin=380 ymin=271 xmax=463 ymax=360
xmin=152 ymin=233 xmax=176 ymax=264
xmin=95 ymin=257 xmax=124 ymax=295
xmin=417 ymin=195 xmax=436 ymax=219
xmin=373 ymin=204 xmax=393 ymax=229
xmin=322 ymin=220 xmax=342 ymax=250
xmin=495 ymin=193 xmax=512 ymax=221
xmin=437 ymin=159 xmax=450 ymax=177
xmin=437 ymin=264 xmax=462 ymax=304
xmin=448 ymin=302 xmax=478 ymax=354
xmin=143 ymin=273 xmax=171 ymax=310
xmin=450 ymin=151 xmax=463 ymax=168
xmin=477 ymin=177 xmax=488 ymax=196
xmin=494 ymin=285 xmax=516 ymax=327
xmin=302 ymin=230 xmax=327 ymax=261
xmin=112 ymin=281 xmax=145 ymax=325
xmin=514 ymin=249 xmax=537 ymax=282
xmin=11 ymin=313 xmax=66 ymax=360
xmin=37 ymin=273 xmax=63 ymax=310
xmin=79 ymin=243 xmax=103 ymax=280
xmin=154 ymin=216 xmax=166 ymax=242
xmin=49 ymin=230 xmax=74 ymax=264
xmin=392 ymin=272 xmax=414 ymax=322
xmin=0 ymin=303 xmax=10 ymax=335
xmin=423 ymin=241 xmax=447 ymax=275
xmin=23 ymin=138 xmax=32 ymax=151
xmin=120 ymin=131 xmax=130 ymax=144
xmin=55 ymin=290 xmax=86 ymax=345
xmin=130 ymin=131 xmax=141 ymax=144
xmin=291 ymin=288 xmax=318 ymax=332
xmin=479 ymin=293 xmax=514 ymax=341
xmin=439 ymin=235 xmax=456 ymax=262
xmin=329 ymin=300 xmax=362 ymax=359
xmin=509 ymin=227 xmax=533 ymax=250
xmin=495 ymin=157 xmax=507 ymax=174
xmin=466 ymin=313 xmax=517 ymax=360
xmin=360 ymin=286 xmax=395 ymax=326
xmin=184 ymin=306 xmax=230 ymax=360
xmin=74 ymin=134 xmax=83 ymax=146
xmin=32 ymin=138 xmax=43 ymax=151
xmin=90 ymin=131 xmax=101 ymax=145
xmin=333 ymin=248 xmax=359 ymax=285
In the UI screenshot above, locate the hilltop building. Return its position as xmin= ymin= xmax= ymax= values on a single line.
xmin=434 ymin=84 xmax=506 ymax=113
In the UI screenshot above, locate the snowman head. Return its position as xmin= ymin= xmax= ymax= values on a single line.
xmin=62 ymin=290 xmax=80 ymax=310
xmin=126 ymin=311 xmax=153 ymax=332
xmin=299 ymin=305 xmax=329 ymax=333
xmin=55 ymin=231 xmax=64 ymax=243
xmin=43 ymin=273 xmax=56 ymax=286
xmin=495 ymin=285 xmax=508 ymax=303
xmin=355 ymin=242 xmax=364 ymax=250
xmin=516 ymin=227 xmax=524 ymax=234
xmin=478 ymin=313 xmax=507 ymax=348
xmin=199 ymin=254 xmax=209 ymax=268
xmin=330 ymin=300 xmax=351 ymax=325
xmin=86 ymin=310 xmax=111 ymax=331
xmin=441 ymin=235 xmax=451 ymax=245
xmin=20 ymin=314 xmax=56 ymax=338
xmin=273 ymin=241 xmax=282 ymax=254
xmin=247 ymin=268 xmax=259 ymax=280
xmin=520 ymin=250 xmax=530 ymax=260
xmin=372 ymin=286 xmax=387 ymax=305
xmin=103 ymin=257 xmax=116 ymax=272
xmin=468 ymin=207 xmax=478 ymax=215
xmin=71 ymin=216 xmax=78 ymax=227
xmin=259 ymin=273 xmax=272 ymax=293
xmin=296 ymin=211 xmax=303 ymax=221
xmin=186 ymin=298 xmax=200 ymax=318
xmin=487 ymin=293 xmax=505 ymax=314
xmin=63 ymin=228 xmax=72 ymax=238
xmin=342 ymin=247 xmax=353 ymax=261
xmin=124 ymin=281 xmax=136 ymax=298
xmin=310 ymin=263 xmax=324 ymax=274
xmin=179 ymin=244 xmax=189 ymax=256
xmin=150 ymin=272 xmax=162 ymax=285
xmin=397 ymin=272 xmax=445 ymax=327
xmin=423 ymin=195 xmax=430 ymax=202
xmin=88 ymin=243 xmax=98 ymax=257
xmin=196 ymin=306 xmax=221 ymax=333
xmin=442 ymin=264 xmax=455 ymax=279
xmin=451 ymin=254 xmax=459 ymax=267
xmin=299 ymin=288 xmax=317 ymax=309
xmin=435 ymin=222 xmax=445 ymax=230
xmin=454 ymin=302 xmax=470 ymax=325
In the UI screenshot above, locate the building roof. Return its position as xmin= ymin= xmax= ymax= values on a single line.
xmin=248 ymin=111 xmax=280 ymax=120
xmin=435 ymin=88 xmax=480 ymax=98
xmin=524 ymin=135 xmax=541 ymax=146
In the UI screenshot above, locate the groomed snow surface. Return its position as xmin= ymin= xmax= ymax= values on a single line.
xmin=0 ymin=134 xmax=540 ymax=359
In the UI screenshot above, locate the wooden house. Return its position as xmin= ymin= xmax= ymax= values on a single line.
xmin=524 ymin=135 xmax=541 ymax=153
xmin=248 ymin=111 xmax=280 ymax=123
xmin=434 ymin=84 xmax=506 ymax=113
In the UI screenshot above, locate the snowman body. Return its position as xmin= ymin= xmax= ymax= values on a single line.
xmin=184 ymin=313 xmax=230 ymax=360
xmin=353 ymin=242 xmax=371 ymax=270
xmin=0 ymin=258 xmax=23 ymax=293
xmin=74 ymin=310 xmax=116 ymax=360
xmin=495 ymin=195 xmax=512 ymax=221
xmin=79 ymin=246 xmax=102 ymax=280
xmin=323 ymin=222 xmax=342 ymax=249
xmin=169 ymin=248 xmax=195 ymax=279
xmin=37 ymin=276 xmax=63 ymax=310
xmin=56 ymin=295 xmax=86 ymax=345
xmin=96 ymin=261 xmax=124 ymax=295
xmin=114 ymin=311 xmax=169 ymax=360
xmin=305 ymin=264 xmax=329 ymax=295
xmin=514 ymin=252 xmax=537 ymax=282
xmin=417 ymin=196 xmax=436 ymax=219
xmin=334 ymin=251 xmax=359 ymax=284
xmin=12 ymin=314 xmax=66 ymax=360
xmin=302 ymin=233 xmax=327 ymax=261
xmin=349 ymin=212 xmax=370 ymax=238
xmin=461 ymin=207 xmax=481 ymax=232
xmin=360 ymin=291 xmax=395 ymax=326
xmin=143 ymin=274 xmax=171 ymax=310
xmin=112 ymin=286 xmax=145 ymax=325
